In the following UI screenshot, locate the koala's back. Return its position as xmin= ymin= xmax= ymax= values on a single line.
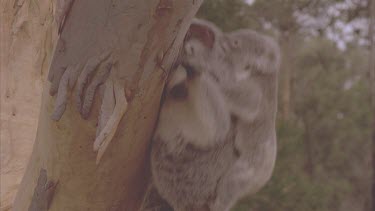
xmin=151 ymin=133 xmax=237 ymax=211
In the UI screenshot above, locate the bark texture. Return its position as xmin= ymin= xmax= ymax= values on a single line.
xmin=0 ymin=0 xmax=56 ymax=210
xmin=12 ymin=0 xmax=203 ymax=210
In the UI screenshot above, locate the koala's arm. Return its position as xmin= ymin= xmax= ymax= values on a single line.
xmin=221 ymin=80 xmax=262 ymax=123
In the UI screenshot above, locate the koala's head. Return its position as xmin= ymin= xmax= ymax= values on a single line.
xmin=181 ymin=19 xmax=281 ymax=84
xmin=224 ymin=29 xmax=281 ymax=77
xmin=181 ymin=19 xmax=230 ymax=82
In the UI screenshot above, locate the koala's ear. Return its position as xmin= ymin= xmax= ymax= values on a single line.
xmin=185 ymin=19 xmax=221 ymax=49
xmin=187 ymin=24 xmax=215 ymax=49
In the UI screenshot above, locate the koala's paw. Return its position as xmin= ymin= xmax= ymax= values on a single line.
xmin=74 ymin=50 xmax=112 ymax=118
xmin=49 ymin=50 xmax=129 ymax=164
xmin=50 ymin=50 xmax=112 ymax=120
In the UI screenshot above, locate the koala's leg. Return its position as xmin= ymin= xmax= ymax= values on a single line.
xmin=211 ymin=159 xmax=254 ymax=211
xmin=221 ymin=81 xmax=262 ymax=123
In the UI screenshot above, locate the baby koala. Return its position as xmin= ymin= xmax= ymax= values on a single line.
xmin=150 ymin=64 xmax=238 ymax=211
xmin=181 ymin=19 xmax=281 ymax=210
xmin=183 ymin=19 xmax=280 ymax=122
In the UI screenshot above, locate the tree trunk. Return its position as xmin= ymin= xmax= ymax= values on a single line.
xmin=12 ymin=0 xmax=202 ymax=210
xmin=1 ymin=0 xmax=55 ymax=210
xmin=279 ymin=32 xmax=293 ymax=121
xmin=370 ymin=0 xmax=375 ymax=209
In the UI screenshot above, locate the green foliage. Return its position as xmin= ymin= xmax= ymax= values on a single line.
xmin=232 ymin=38 xmax=371 ymax=211
xmin=197 ymin=0 xmax=254 ymax=31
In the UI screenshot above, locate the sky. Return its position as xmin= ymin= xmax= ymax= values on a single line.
xmin=295 ymin=0 xmax=368 ymax=50
xmin=245 ymin=0 xmax=255 ymax=6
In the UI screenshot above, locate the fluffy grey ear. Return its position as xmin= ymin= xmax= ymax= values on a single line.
xmin=185 ymin=18 xmax=223 ymax=49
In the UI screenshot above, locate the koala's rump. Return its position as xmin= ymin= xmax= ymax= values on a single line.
xmin=151 ymin=138 xmax=236 ymax=210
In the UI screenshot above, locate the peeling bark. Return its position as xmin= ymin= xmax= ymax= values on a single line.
xmin=94 ymin=75 xmax=128 ymax=164
xmin=96 ymin=80 xmax=116 ymax=137
xmin=28 ymin=169 xmax=58 ymax=211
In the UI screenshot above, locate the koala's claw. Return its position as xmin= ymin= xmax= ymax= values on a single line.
xmin=75 ymin=51 xmax=112 ymax=114
xmin=51 ymin=51 xmax=111 ymax=121
xmin=51 ymin=63 xmax=81 ymax=121
xmin=51 ymin=66 xmax=72 ymax=121
xmin=81 ymin=61 xmax=112 ymax=119
xmin=49 ymin=49 xmax=129 ymax=164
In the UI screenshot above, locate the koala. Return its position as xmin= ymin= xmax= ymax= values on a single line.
xmin=145 ymin=19 xmax=281 ymax=211
xmin=150 ymin=64 xmax=238 ymax=211
xmin=180 ymin=19 xmax=281 ymax=211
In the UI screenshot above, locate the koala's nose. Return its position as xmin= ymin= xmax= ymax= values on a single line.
xmin=182 ymin=64 xmax=200 ymax=79
xmin=169 ymin=82 xmax=188 ymax=99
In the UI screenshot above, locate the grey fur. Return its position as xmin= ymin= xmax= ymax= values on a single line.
xmin=151 ymin=66 xmax=237 ymax=211
xmin=187 ymin=19 xmax=280 ymax=211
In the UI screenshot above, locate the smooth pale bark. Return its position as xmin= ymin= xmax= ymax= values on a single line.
xmin=13 ymin=0 xmax=203 ymax=210
xmin=0 ymin=0 xmax=56 ymax=210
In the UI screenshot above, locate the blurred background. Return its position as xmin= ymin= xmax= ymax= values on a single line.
xmin=0 ymin=0 xmax=374 ymax=210
xmin=196 ymin=0 xmax=374 ymax=210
